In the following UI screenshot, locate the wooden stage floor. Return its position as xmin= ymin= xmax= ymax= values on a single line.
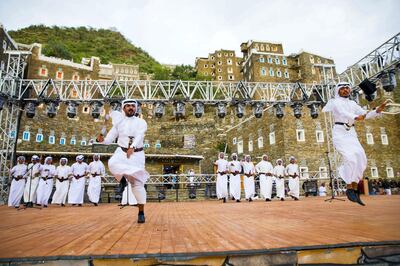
xmin=0 ymin=196 xmax=399 ymax=261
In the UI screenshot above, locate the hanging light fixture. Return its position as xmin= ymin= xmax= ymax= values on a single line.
xmin=380 ymin=71 xmax=397 ymax=92
xmin=90 ymin=101 xmax=103 ymax=119
xmin=216 ymin=102 xmax=227 ymax=118
xmin=291 ymin=102 xmax=303 ymax=119
xmin=252 ymin=102 xmax=264 ymax=118
xmin=235 ymin=102 xmax=245 ymax=118
xmin=25 ymin=101 xmax=37 ymax=118
xmin=110 ymin=101 xmax=122 ymax=111
xmin=154 ymin=102 xmax=165 ymax=118
xmin=307 ymin=103 xmax=319 ymax=119
xmin=46 ymin=101 xmax=58 ymax=118
xmin=274 ymin=102 xmax=285 ymax=119
xmin=66 ymin=102 xmax=78 ymax=118
xmin=193 ymin=102 xmax=204 ymax=118
xmin=174 ymin=101 xmax=185 ymax=118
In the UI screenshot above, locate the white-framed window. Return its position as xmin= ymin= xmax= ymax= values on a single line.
xmin=259 ymin=57 xmax=265 ymax=63
xmin=70 ymin=138 xmax=76 ymax=145
xmin=49 ymin=135 xmax=55 ymax=144
xmin=204 ymin=64 xmax=208 ymax=68
xmin=227 ymin=59 xmax=232 ymax=65
xmin=269 ymin=132 xmax=276 ymax=145
xmin=82 ymin=106 xmax=90 ymax=114
xmin=269 ymin=68 xmax=274 ymax=76
xmin=261 ymin=67 xmax=267 ymax=76
xmin=2 ymin=40 xmax=7 ymax=50
xmin=56 ymin=70 xmax=64 ymax=80
xmin=268 ymin=57 xmax=272 ymax=64
xmin=371 ymin=167 xmax=378 ymax=178
xmin=386 ymin=167 xmax=394 ymax=178
xmin=276 ymin=70 xmax=282 ymax=77
xmin=381 ymin=134 xmax=388 ymax=145
xmin=1 ymin=61 xmax=4 ymax=71
xmin=155 ymin=140 xmax=161 ymax=149
xmin=218 ymin=61 xmax=222 ymax=65
xmin=233 ymin=137 xmax=237 ymax=145
xmin=36 ymin=133 xmax=43 ymax=142
xmin=311 ymin=66 xmax=316 ymax=75
xmin=218 ymin=76 xmax=222 ymax=80
xmin=284 ymin=70 xmax=289 ymax=78
xmin=248 ymin=140 xmax=253 ymax=152
xmin=237 ymin=140 xmax=243 ymax=154
xmin=217 ymin=53 xmax=221 ymax=57
xmin=59 ymin=137 xmax=66 ymax=145
xmin=224 ymin=53 xmax=228 ymax=57
xmin=227 ymin=67 xmax=233 ymax=73
xmin=211 ymin=56 xmax=215 ymax=60
xmin=72 ymin=74 xmax=80 ymax=81
xmin=366 ymin=133 xmax=374 ymax=145
xmin=80 ymin=140 xmax=87 ymax=146
xmin=316 ymin=130 xmax=324 ymax=143
xmin=39 ymin=66 xmax=48 ymax=77
xmin=275 ymin=57 xmax=280 ymax=64
xmin=296 ymin=129 xmax=305 ymax=142
xmin=319 ymin=167 xmax=328 ymax=179
xmin=257 ymin=136 xmax=263 ymax=148
xmin=144 ymin=140 xmax=150 ymax=148
xmin=22 ymin=131 xmax=30 ymax=141
xmin=299 ymin=167 xmax=309 ymax=179
xmin=9 ymin=130 xmax=16 ymax=138
xmin=218 ymin=68 xmax=222 ymax=72
xmin=228 ymin=75 xmax=234 ymax=80
xmin=310 ymin=55 xmax=314 ymax=64
xmin=282 ymin=57 xmax=287 ymax=65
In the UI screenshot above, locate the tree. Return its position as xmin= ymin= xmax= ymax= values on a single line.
xmin=42 ymin=40 xmax=72 ymax=60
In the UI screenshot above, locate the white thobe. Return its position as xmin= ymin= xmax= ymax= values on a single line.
xmin=103 ymin=113 xmax=149 ymax=204
xmin=36 ymin=164 xmax=56 ymax=206
xmin=319 ymin=186 xmax=327 ymax=196
xmin=51 ymin=165 xmax=72 ymax=204
xmin=215 ymin=158 xmax=229 ymax=199
xmin=242 ymin=161 xmax=256 ymax=200
xmin=24 ymin=163 xmax=42 ymax=203
xmin=228 ymin=160 xmax=242 ymax=200
xmin=121 ymin=182 xmax=137 ymax=205
xmin=87 ymin=160 xmax=105 ymax=203
xmin=286 ymin=163 xmax=300 ymax=199
xmin=323 ymin=95 xmax=381 ymax=184
xmin=256 ymin=160 xmax=274 ymax=200
xmin=68 ymin=162 xmax=88 ymax=204
xmin=273 ymin=165 xmax=286 ymax=198
xmin=8 ymin=164 xmax=27 ymax=207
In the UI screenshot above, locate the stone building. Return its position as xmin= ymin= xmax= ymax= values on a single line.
xmin=98 ymin=62 xmax=140 ymax=81
xmin=195 ymin=49 xmax=243 ymax=81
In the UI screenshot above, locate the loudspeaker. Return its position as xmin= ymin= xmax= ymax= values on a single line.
xmin=359 ymin=79 xmax=376 ymax=95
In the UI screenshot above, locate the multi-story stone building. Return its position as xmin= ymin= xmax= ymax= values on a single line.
xmin=98 ymin=62 xmax=140 ymax=81
xmin=195 ymin=49 xmax=243 ymax=81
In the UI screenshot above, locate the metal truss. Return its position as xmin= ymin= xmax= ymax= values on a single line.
xmin=338 ymin=32 xmax=400 ymax=86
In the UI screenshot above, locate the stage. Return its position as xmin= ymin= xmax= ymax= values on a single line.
xmin=1 ymin=196 xmax=400 ymax=265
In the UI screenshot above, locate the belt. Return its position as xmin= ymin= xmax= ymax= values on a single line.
xmin=120 ymin=147 xmax=144 ymax=153
xmin=47 ymin=177 xmax=53 ymax=180
xmin=218 ymin=171 xmax=226 ymax=175
xmin=335 ymin=122 xmax=354 ymax=127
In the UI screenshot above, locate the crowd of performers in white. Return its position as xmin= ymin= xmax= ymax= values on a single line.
xmin=214 ymin=153 xmax=301 ymax=203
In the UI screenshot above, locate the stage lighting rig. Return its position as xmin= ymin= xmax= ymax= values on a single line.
xmin=193 ymin=102 xmax=204 ymax=118
xmin=174 ymin=101 xmax=185 ymax=118
xmin=291 ymin=102 xmax=303 ymax=119
xmin=66 ymin=102 xmax=78 ymax=118
xmin=46 ymin=100 xmax=59 ymax=118
xmin=90 ymin=101 xmax=103 ymax=119
xmin=234 ymin=101 xmax=245 ymax=118
xmin=274 ymin=102 xmax=285 ymax=119
xmin=154 ymin=102 xmax=165 ymax=118
xmin=25 ymin=101 xmax=37 ymax=118
xmin=307 ymin=102 xmax=319 ymax=119
xmin=252 ymin=102 xmax=264 ymax=118
xmin=380 ymin=71 xmax=397 ymax=92
xmin=216 ymin=102 xmax=227 ymax=118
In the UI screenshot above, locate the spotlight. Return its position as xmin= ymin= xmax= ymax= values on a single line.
xmin=135 ymin=102 xmax=142 ymax=117
xmin=274 ymin=103 xmax=285 ymax=119
xmin=193 ymin=102 xmax=204 ymax=118
xmin=0 ymin=95 xmax=7 ymax=111
xmin=25 ymin=101 xmax=37 ymax=118
xmin=359 ymin=78 xmax=376 ymax=102
xmin=46 ymin=101 xmax=58 ymax=118
xmin=66 ymin=102 xmax=78 ymax=118
xmin=216 ymin=102 xmax=227 ymax=118
xmin=380 ymin=71 xmax=397 ymax=92
xmin=90 ymin=101 xmax=103 ymax=119
xmin=174 ymin=101 xmax=185 ymax=118
xmin=291 ymin=102 xmax=303 ymax=119
xmin=110 ymin=101 xmax=122 ymax=111
xmin=307 ymin=103 xmax=319 ymax=119
xmin=252 ymin=102 xmax=264 ymax=118
xmin=154 ymin=102 xmax=165 ymax=118
xmin=235 ymin=102 xmax=245 ymax=118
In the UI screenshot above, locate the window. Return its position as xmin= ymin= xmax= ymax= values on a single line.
xmin=144 ymin=140 xmax=150 ymax=148
xmin=233 ymin=137 xmax=237 ymax=145
xmin=218 ymin=61 xmax=222 ymax=65
xmin=211 ymin=64 xmax=215 ymax=68
xmin=36 ymin=133 xmax=43 ymax=142
xmin=22 ymin=131 xmax=30 ymax=141
xmin=284 ymin=70 xmax=289 ymax=78
xmin=155 ymin=140 xmax=161 ymax=149
xmin=381 ymin=134 xmax=388 ymax=145
xmin=299 ymin=167 xmax=309 ymax=179
xmin=83 ymin=106 xmax=90 ymax=113
xmin=60 ymin=138 xmax=66 ymax=145
xmin=371 ymin=167 xmax=378 ymax=178
xmin=259 ymin=57 xmax=265 ymax=63
xmin=227 ymin=59 xmax=232 ymax=65
xmin=296 ymin=129 xmax=305 ymax=142
xmin=39 ymin=66 xmax=48 ymax=77
xmin=310 ymin=55 xmax=314 ymax=64
xmin=268 ymin=57 xmax=272 ymax=63
xmin=72 ymin=74 xmax=80 ymax=81
xmin=316 ymin=130 xmax=324 ymax=143
xmin=56 ymin=71 xmax=64 ymax=80
xmin=228 ymin=75 xmax=234 ymax=80
xmin=237 ymin=140 xmax=243 ymax=154
xmin=248 ymin=140 xmax=253 ymax=152
xmin=227 ymin=67 xmax=233 ymax=73
xmin=366 ymin=133 xmax=374 ymax=145
xmin=269 ymin=132 xmax=275 ymax=145
xmin=257 ymin=136 xmax=263 ymax=148
xmin=261 ymin=67 xmax=267 ymax=76
xmin=2 ymin=40 xmax=7 ymax=50
xmin=269 ymin=68 xmax=274 ymax=76
xmin=276 ymin=70 xmax=282 ymax=77
xmin=80 ymin=140 xmax=87 ymax=146
xmin=70 ymin=138 xmax=76 ymax=145
xmin=218 ymin=68 xmax=222 ymax=72
xmin=217 ymin=53 xmax=221 ymax=57
xmin=386 ymin=167 xmax=394 ymax=178
xmin=204 ymin=64 xmax=208 ymax=68
xmin=275 ymin=57 xmax=280 ymax=64
xmin=282 ymin=57 xmax=287 ymax=65
xmin=1 ymin=61 xmax=4 ymax=71
xmin=49 ymin=135 xmax=55 ymax=144
xmin=9 ymin=130 xmax=16 ymax=138
xmin=218 ymin=76 xmax=222 ymax=80
xmin=311 ymin=66 xmax=316 ymax=75
xmin=319 ymin=167 xmax=328 ymax=179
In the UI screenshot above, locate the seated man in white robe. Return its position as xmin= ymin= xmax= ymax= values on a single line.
xmin=242 ymin=155 xmax=256 ymax=202
xmin=51 ymin=157 xmax=72 ymax=207
xmin=255 ymin=154 xmax=274 ymax=201
xmin=228 ymin=153 xmax=242 ymax=202
xmin=23 ymin=155 xmax=42 ymax=206
xmin=36 ymin=157 xmax=56 ymax=208
xmin=285 ymin=156 xmax=300 ymax=200
xmin=273 ymin=159 xmax=286 ymax=201
xmin=68 ymin=155 xmax=89 ymax=206
xmin=87 ymin=154 xmax=106 ymax=206
xmin=8 ymin=156 xmax=27 ymax=208
xmin=214 ymin=152 xmax=229 ymax=203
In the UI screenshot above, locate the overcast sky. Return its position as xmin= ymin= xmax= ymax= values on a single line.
xmin=0 ymin=0 xmax=399 ymax=72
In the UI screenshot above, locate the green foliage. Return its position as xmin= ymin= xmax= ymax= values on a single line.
xmin=42 ymin=40 xmax=72 ymax=60
xmin=216 ymin=141 xmax=230 ymax=154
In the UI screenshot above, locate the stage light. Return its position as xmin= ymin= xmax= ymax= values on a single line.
xmin=46 ymin=101 xmax=58 ymax=118
xmin=110 ymin=101 xmax=121 ymax=111
xmin=380 ymin=71 xmax=397 ymax=92
xmin=90 ymin=101 xmax=103 ymax=119
xmin=359 ymin=78 xmax=376 ymax=102
xmin=193 ymin=102 xmax=204 ymax=118
xmin=291 ymin=102 xmax=303 ymax=119
xmin=25 ymin=102 xmax=36 ymax=118
xmin=66 ymin=102 xmax=78 ymax=118
xmin=216 ymin=102 xmax=227 ymax=118
xmin=174 ymin=101 xmax=185 ymax=118
xmin=135 ymin=102 xmax=142 ymax=117
xmin=154 ymin=102 xmax=165 ymax=118
xmin=274 ymin=103 xmax=285 ymax=119
xmin=307 ymin=103 xmax=319 ymax=119
xmin=252 ymin=102 xmax=264 ymax=118
xmin=0 ymin=95 xmax=6 ymax=111
xmin=235 ymin=102 xmax=245 ymax=118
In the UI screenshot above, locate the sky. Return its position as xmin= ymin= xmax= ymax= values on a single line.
xmin=0 ymin=0 xmax=399 ymax=73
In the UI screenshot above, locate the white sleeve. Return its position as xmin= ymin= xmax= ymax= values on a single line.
xmin=103 ymin=126 xmax=118 ymax=144
xmin=10 ymin=166 xmax=16 ymax=175
xmin=101 ymin=163 xmax=106 ymax=177
xmin=132 ymin=120 xmax=147 ymax=148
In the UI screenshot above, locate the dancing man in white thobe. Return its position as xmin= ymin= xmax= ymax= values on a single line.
xmin=51 ymin=158 xmax=72 ymax=207
xmin=242 ymin=155 xmax=256 ymax=202
xmin=36 ymin=157 xmax=56 ymax=208
xmin=97 ymin=99 xmax=149 ymax=223
xmin=8 ymin=156 xmax=27 ymax=208
xmin=121 ymin=182 xmax=137 ymax=206
xmin=68 ymin=155 xmax=88 ymax=206
xmin=214 ymin=152 xmax=229 ymax=203
xmin=228 ymin=153 xmax=242 ymax=202
xmin=285 ymin=156 xmax=300 ymax=200
xmin=23 ymin=155 xmax=42 ymax=206
xmin=322 ymin=82 xmax=386 ymax=205
xmin=255 ymin=154 xmax=274 ymax=201
xmin=87 ymin=154 xmax=105 ymax=206
xmin=273 ymin=159 xmax=286 ymax=201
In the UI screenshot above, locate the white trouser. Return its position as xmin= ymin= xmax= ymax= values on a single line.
xmin=122 ymin=182 xmax=137 ymax=205
xmin=244 ymin=176 xmax=255 ymax=199
xmin=87 ymin=176 xmax=102 ymax=203
xmin=36 ymin=178 xmax=54 ymax=206
xmin=68 ymin=177 xmax=86 ymax=204
xmin=259 ymin=174 xmax=273 ymax=199
xmin=51 ymin=179 xmax=69 ymax=204
xmin=288 ymin=177 xmax=299 ymax=199
xmin=229 ymin=174 xmax=241 ymax=200
xmin=8 ymin=179 xmax=25 ymax=207
xmin=24 ymin=177 xmax=39 ymax=203
xmin=216 ymin=174 xmax=228 ymax=199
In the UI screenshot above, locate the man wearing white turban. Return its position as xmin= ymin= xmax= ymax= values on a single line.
xmin=255 ymin=154 xmax=274 ymax=201
xmin=214 ymin=152 xmax=229 ymax=203
xmin=8 ymin=156 xmax=27 ymax=208
xmin=242 ymin=155 xmax=256 ymax=202
xmin=273 ymin=159 xmax=286 ymax=201
xmin=51 ymin=158 xmax=72 ymax=206
xmin=36 ymin=156 xmax=56 ymax=207
xmin=68 ymin=155 xmax=88 ymax=206
xmin=322 ymin=82 xmax=387 ymax=205
xmin=97 ymin=99 xmax=149 ymax=223
xmin=24 ymin=155 xmax=42 ymax=206
xmin=87 ymin=154 xmax=105 ymax=206
xmin=228 ymin=153 xmax=242 ymax=202
xmin=285 ymin=156 xmax=300 ymax=200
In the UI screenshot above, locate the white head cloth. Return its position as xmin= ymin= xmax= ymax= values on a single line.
xmin=276 ymin=158 xmax=283 ymax=164
xmin=60 ymin=157 xmax=68 ymax=163
xmin=32 ymin=155 xmax=39 ymax=160
xmin=45 ymin=156 xmax=52 ymax=164
xmin=76 ymin=155 xmax=84 ymax=161
xmin=322 ymin=82 xmax=352 ymax=112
